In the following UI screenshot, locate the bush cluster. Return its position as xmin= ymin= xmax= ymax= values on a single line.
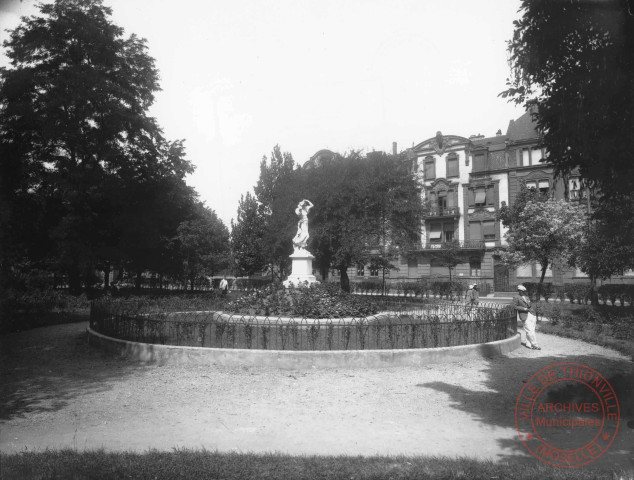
xmin=225 ymin=283 xmax=378 ymax=318
xmin=515 ymin=282 xmax=633 ymax=305
xmin=0 ymin=289 xmax=91 ymax=333
xmin=351 ymin=279 xmax=472 ymax=300
xmin=536 ymin=303 xmax=634 ymax=340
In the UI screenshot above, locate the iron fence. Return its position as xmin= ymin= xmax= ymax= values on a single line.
xmin=91 ymin=298 xmax=516 ymax=351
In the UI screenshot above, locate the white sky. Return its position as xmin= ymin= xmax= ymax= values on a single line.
xmin=1 ymin=0 xmax=525 ymax=227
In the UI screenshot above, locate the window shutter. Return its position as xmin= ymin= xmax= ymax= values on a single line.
xmin=483 ymin=221 xmax=495 ymax=238
xmin=469 ymin=222 xmax=482 ymax=240
xmin=475 ymin=189 xmax=486 ymax=205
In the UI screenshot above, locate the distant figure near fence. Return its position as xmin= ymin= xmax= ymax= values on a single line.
xmin=219 ymin=276 xmax=229 ymax=297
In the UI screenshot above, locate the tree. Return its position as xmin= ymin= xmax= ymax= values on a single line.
xmin=304 ymin=151 xmax=424 ymax=291
xmin=429 ymin=240 xmax=462 ymax=283
xmin=497 ymin=190 xmax=586 ymax=298
xmin=175 ymin=202 xmax=230 ymax=291
xmin=0 ymin=0 xmax=194 ymax=292
xmin=502 ymin=0 xmax=634 ymax=199
xmin=568 ymin=196 xmax=634 ymax=304
xmin=231 ymin=192 xmax=267 ymax=277
xmin=253 ymin=145 xmax=300 ymax=281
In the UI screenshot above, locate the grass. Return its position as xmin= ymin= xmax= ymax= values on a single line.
xmin=2 ymin=449 xmax=633 ymax=480
xmin=538 ymin=322 xmax=634 ymax=360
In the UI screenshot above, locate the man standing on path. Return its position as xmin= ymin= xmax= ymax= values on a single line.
xmin=514 ymin=284 xmax=541 ymax=350
xmin=219 ymin=276 xmax=229 ymax=297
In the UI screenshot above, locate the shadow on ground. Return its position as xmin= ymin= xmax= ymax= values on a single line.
xmin=417 ymin=351 xmax=634 ymax=468
xmin=0 ymin=322 xmax=140 ymax=420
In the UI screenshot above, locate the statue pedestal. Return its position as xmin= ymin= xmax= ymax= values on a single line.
xmin=283 ymin=249 xmax=318 ymax=288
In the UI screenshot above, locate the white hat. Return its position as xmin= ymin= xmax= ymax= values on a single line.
xmin=468 ymin=284 xmax=474 ymax=289
xmin=517 ymin=285 xmax=527 ymax=291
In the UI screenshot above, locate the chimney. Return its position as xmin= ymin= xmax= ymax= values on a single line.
xmin=392 ymin=141 xmax=397 ymax=155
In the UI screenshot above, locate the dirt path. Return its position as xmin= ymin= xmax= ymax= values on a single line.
xmin=1 ymin=322 xmax=633 ymax=469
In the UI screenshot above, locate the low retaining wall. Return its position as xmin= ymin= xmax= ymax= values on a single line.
xmin=88 ymin=327 xmax=520 ymax=369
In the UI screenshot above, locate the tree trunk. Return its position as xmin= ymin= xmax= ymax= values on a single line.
xmin=589 ymin=275 xmax=599 ymax=306
xmin=339 ymin=266 xmax=350 ymax=293
xmin=103 ymin=263 xmax=111 ymax=290
xmin=135 ymin=270 xmax=142 ymax=292
xmin=68 ymin=265 xmax=82 ymax=295
xmin=538 ymin=261 xmax=548 ymax=302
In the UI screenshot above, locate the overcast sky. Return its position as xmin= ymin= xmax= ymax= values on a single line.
xmin=1 ymin=0 xmax=526 ymax=226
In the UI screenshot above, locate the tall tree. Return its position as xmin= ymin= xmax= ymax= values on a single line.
xmin=253 ymin=145 xmax=300 ymax=280
xmin=304 ymin=151 xmax=424 ymax=291
xmin=0 ymin=0 xmax=194 ymax=292
xmin=502 ymin=0 xmax=634 ymax=198
xmin=231 ymin=192 xmax=267 ymax=277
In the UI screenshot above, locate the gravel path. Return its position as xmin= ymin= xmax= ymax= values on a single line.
xmin=1 ymin=321 xmax=633 ymax=469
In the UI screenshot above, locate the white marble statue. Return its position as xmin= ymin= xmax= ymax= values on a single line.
xmin=292 ymin=199 xmax=313 ymax=251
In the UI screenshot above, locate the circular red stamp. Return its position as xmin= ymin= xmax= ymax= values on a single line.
xmin=515 ymin=362 xmax=620 ymax=468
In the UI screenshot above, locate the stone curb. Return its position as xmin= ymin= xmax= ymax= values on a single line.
xmin=87 ymin=327 xmax=521 ymax=369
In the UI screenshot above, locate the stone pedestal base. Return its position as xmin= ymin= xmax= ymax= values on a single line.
xmin=283 ymin=249 xmax=318 ymax=288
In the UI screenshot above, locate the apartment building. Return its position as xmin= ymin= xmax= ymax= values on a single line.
xmin=348 ymin=110 xmax=633 ymax=291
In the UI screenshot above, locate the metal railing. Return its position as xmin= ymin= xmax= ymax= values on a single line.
xmin=420 ymin=240 xmax=486 ymax=250
xmin=90 ymin=299 xmax=516 ymax=351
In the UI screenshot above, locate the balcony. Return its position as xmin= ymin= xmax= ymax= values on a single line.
xmin=420 ymin=240 xmax=485 ymax=251
xmin=424 ymin=206 xmax=460 ymax=219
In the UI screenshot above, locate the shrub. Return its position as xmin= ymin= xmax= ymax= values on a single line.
xmin=225 ymin=283 xmax=379 ymax=318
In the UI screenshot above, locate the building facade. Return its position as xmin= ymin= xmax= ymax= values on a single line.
xmin=346 ymin=111 xmax=633 ymax=291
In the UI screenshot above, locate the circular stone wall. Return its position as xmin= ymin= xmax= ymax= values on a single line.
xmin=87 ymin=327 xmax=521 ymax=369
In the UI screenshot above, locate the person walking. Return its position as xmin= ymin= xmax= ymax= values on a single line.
xmin=514 ymin=284 xmax=541 ymax=350
xmin=219 ymin=276 xmax=229 ymax=297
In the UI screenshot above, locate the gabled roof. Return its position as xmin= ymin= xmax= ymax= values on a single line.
xmin=506 ymin=109 xmax=539 ymax=142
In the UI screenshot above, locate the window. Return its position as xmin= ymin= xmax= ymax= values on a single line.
xmin=447 ymin=154 xmax=459 ymax=177
xmin=429 ymin=223 xmax=442 ymax=242
xmin=469 ymin=222 xmax=482 ymax=240
xmin=437 ymin=190 xmax=447 ymax=209
xmin=483 ymin=221 xmax=495 ymax=240
xmin=473 ymin=154 xmax=485 ymax=172
xmin=532 ymin=147 xmax=544 ymax=164
xmin=475 ymin=188 xmax=486 ymax=205
xmin=521 ymin=149 xmax=530 ymax=167
xmin=470 ymin=260 xmax=481 ymax=277
xmin=526 ymin=181 xmax=537 ymax=191
xmin=447 ymin=190 xmax=455 ymax=208
xmin=369 ymin=266 xmax=379 ymax=277
xmin=424 ymin=157 xmax=435 ymax=180
xmin=444 ymin=222 xmax=454 ymax=242
xmin=485 ymin=187 xmax=494 ymax=205
xmin=517 ymin=264 xmax=532 ymax=277
xmin=430 ymin=259 xmax=446 ymax=276
xmin=357 ymin=265 xmax=364 ymax=276
xmin=538 ymin=180 xmax=549 ymax=194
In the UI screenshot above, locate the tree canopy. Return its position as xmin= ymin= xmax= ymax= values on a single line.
xmin=0 ymin=0 xmax=222 ymax=292
xmin=497 ymin=185 xmax=586 ymax=294
xmin=502 ymin=0 xmax=634 ymax=198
